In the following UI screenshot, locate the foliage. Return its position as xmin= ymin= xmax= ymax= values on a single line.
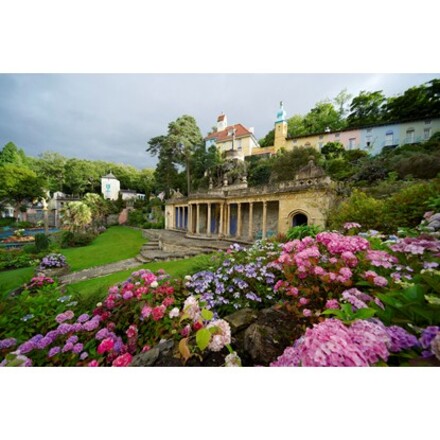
xmin=302 ymin=101 xmax=346 ymax=134
xmin=0 ymin=249 xmax=39 ymax=271
xmin=0 ymin=164 xmax=45 ymax=212
xmin=60 ymin=201 xmax=92 ymax=232
xmin=270 ymin=147 xmax=322 ymax=182
xmin=60 ymin=230 xmax=97 ymax=248
xmin=346 ymin=90 xmax=386 ymax=127
xmin=34 ymin=233 xmax=50 ymax=253
xmin=328 ymin=190 xmax=388 ymax=231
xmin=286 ymin=225 xmax=321 ymax=241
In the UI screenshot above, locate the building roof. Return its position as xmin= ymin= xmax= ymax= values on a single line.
xmin=217 ymin=114 xmax=226 ymax=122
xmin=102 ymin=172 xmax=117 ymax=179
xmin=205 ymin=124 xmax=253 ymax=142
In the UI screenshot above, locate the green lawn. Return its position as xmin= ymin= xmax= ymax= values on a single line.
xmin=0 ymin=267 xmax=35 ymax=298
xmin=60 ymin=226 xmax=144 ymax=271
xmin=66 ymin=253 xmax=214 ymax=301
xmin=0 ymin=226 xmax=145 ymax=295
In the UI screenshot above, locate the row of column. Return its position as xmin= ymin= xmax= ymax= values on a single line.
xmin=178 ymin=201 xmax=269 ymax=240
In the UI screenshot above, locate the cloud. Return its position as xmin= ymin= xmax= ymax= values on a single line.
xmin=0 ymin=73 xmax=437 ymax=168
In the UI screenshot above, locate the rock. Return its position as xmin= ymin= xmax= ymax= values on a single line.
xmin=224 ymin=308 xmax=259 ymax=334
xmin=244 ymin=323 xmax=282 ymax=366
xmin=131 ymin=339 xmax=174 ymax=366
xmin=427 ymin=220 xmax=440 ymax=230
xmin=428 ymin=213 xmax=440 ymax=222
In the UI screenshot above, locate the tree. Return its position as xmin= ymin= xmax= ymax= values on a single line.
xmin=334 ymin=89 xmax=352 ymax=118
xmin=147 ymin=116 xmax=204 ymax=196
xmin=346 ymin=91 xmax=386 ymax=127
xmin=302 ymin=101 xmax=345 ymax=134
xmin=321 ymin=141 xmax=345 ymax=160
xmin=60 ymin=201 xmax=92 ymax=232
xmin=30 ymin=151 xmax=67 ymax=192
xmin=63 ymin=159 xmax=99 ymax=195
xmin=270 ymin=147 xmax=322 ymax=182
xmin=83 ymin=193 xmax=109 ymax=226
xmin=0 ymin=142 xmax=27 ymax=167
xmin=0 ymin=164 xmax=45 ymax=216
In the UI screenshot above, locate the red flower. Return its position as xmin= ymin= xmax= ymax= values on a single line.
xmin=152 ymin=305 xmax=166 ymax=321
xmin=193 ymin=321 xmax=203 ymax=331
xmin=97 ymin=337 xmax=114 ymax=354
xmin=126 ymin=324 xmax=138 ymax=338
xmin=162 ymin=297 xmax=174 ymax=307
xmin=112 ymin=353 xmax=133 ymax=367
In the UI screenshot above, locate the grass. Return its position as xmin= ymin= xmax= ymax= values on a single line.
xmin=0 ymin=267 xmax=35 ymax=298
xmin=0 ymin=226 xmax=145 ymax=295
xmin=66 ymin=253 xmax=215 ymax=303
xmin=60 ymin=226 xmax=145 ymax=271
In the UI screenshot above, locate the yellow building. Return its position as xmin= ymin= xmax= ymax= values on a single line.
xmin=205 ymin=113 xmax=260 ymax=160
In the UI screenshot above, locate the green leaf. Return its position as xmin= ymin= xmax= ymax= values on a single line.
xmin=196 ymin=328 xmax=211 ymax=351
xmin=353 ymin=308 xmax=376 ymax=319
xmin=201 ymin=309 xmax=213 ymax=321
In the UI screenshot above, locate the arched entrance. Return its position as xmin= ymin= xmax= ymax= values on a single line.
xmin=292 ymin=213 xmax=308 ymax=227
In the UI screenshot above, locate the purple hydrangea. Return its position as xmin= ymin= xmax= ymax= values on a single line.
xmin=80 ymin=352 xmax=89 ymax=360
xmin=36 ymin=336 xmax=53 ymax=350
xmin=72 ymin=343 xmax=84 ymax=354
xmin=0 ymin=338 xmax=17 ymax=350
xmin=385 ymin=326 xmax=419 ymax=352
xmin=48 ymin=346 xmax=61 ymax=358
xmin=419 ymin=326 xmax=440 ymax=349
xmin=77 ymin=314 xmax=90 ymax=323
xmin=17 ymin=341 xmax=36 ymax=354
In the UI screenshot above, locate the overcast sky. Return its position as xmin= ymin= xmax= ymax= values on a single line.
xmin=0 ymin=73 xmax=438 ymax=169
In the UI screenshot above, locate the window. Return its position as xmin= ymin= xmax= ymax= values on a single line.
xmin=367 ymin=128 xmax=372 ymax=133
xmin=406 ymin=129 xmax=415 ymax=143
xmin=385 ymin=131 xmax=394 ymax=146
xmin=425 ymin=120 xmax=431 ymax=125
xmin=424 ymin=128 xmax=431 ymax=140
xmin=293 ymin=139 xmax=297 ymax=144
xmin=335 ymin=133 xmax=340 ymax=138
xmin=319 ymin=135 xmax=324 ymax=140
xmin=305 ymin=142 xmax=311 ymax=147
xmin=348 ymin=138 xmax=356 ymax=150
xmin=366 ymin=135 xmax=372 ymax=148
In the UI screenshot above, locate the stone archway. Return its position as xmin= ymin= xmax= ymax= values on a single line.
xmin=289 ymin=210 xmax=309 ymax=227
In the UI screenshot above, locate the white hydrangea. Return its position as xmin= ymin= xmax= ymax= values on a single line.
xmin=207 ymin=319 xmax=231 ymax=352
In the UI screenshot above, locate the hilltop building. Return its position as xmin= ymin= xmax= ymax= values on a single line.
xmin=205 ymin=113 xmax=260 ymax=160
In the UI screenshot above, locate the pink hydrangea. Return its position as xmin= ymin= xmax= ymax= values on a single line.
xmin=325 ymin=299 xmax=340 ymax=309
xmin=302 ymin=309 xmax=312 ymax=317
xmin=141 ymin=306 xmax=153 ymax=319
xmin=88 ymin=360 xmax=99 ymax=367
xmin=206 ymin=319 xmax=231 ymax=352
xmin=183 ymin=296 xmax=201 ymax=321
xmin=112 ymin=353 xmax=133 ymax=367
xmin=126 ymin=325 xmax=138 ymax=338
xmin=152 ymin=305 xmax=166 ymax=321
xmin=97 ymin=337 xmax=114 ymax=354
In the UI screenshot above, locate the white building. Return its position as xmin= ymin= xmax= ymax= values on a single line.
xmin=101 ymin=173 xmax=121 ymax=201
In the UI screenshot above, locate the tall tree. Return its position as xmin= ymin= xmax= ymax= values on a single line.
xmin=334 ymin=88 xmax=352 ymax=118
xmin=0 ymin=142 xmax=27 ymax=167
xmin=0 ymin=164 xmax=45 ymax=216
xmin=346 ymin=90 xmax=386 ymax=127
xmin=302 ymin=101 xmax=345 ymax=133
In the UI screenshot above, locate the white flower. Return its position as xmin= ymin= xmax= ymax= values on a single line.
xmin=184 ymin=275 xmax=192 ymax=281
xmin=150 ymin=281 xmax=159 ymax=288
xmin=183 ymin=296 xmax=201 ymax=321
xmin=169 ymin=307 xmax=180 ymax=319
xmin=96 ymin=302 xmax=103 ymax=307
xmin=225 ymin=352 xmax=242 ymax=367
xmin=207 ymin=319 xmax=231 ymax=352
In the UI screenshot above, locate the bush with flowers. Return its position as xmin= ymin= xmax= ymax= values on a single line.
xmin=185 ymin=241 xmax=282 ymax=315
xmin=0 ymin=268 xmax=238 ymax=367
xmin=38 ymin=253 xmax=67 ymax=270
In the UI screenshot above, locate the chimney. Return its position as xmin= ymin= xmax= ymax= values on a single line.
xmin=217 ymin=112 xmax=227 ymax=132
xmin=248 ymin=127 xmax=254 ymax=134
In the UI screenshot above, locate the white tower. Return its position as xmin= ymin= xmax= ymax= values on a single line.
xmin=217 ymin=113 xmax=228 ymax=132
xmin=101 ymin=173 xmax=121 ymax=200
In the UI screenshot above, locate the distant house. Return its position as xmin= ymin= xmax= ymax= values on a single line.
xmin=101 ymin=174 xmax=145 ymax=201
xmin=205 ymin=113 xmax=260 ymax=160
xmin=250 ymin=102 xmax=440 ymax=157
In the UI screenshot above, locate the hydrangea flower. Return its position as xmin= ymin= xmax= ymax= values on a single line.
xmin=206 ymin=319 xmax=231 ymax=352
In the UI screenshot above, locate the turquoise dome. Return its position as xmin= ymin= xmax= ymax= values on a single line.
xmin=276 ymin=101 xmax=287 ymax=123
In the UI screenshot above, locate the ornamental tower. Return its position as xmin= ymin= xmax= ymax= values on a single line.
xmin=274 ymin=101 xmax=288 ymax=151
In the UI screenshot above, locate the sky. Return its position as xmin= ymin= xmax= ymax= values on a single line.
xmin=0 ymin=73 xmax=438 ymax=169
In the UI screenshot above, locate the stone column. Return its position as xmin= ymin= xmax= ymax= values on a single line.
xmin=207 ymin=202 xmax=212 ymax=236
xmin=262 ymin=201 xmax=267 ymax=239
xmin=188 ymin=204 xmax=193 ymax=233
xmin=196 ymin=203 xmax=200 ymax=235
xmin=225 ymin=204 xmax=230 ymax=237
xmin=248 ymin=202 xmax=253 ymax=240
xmin=237 ymin=202 xmax=242 ymax=238
xmin=175 ymin=206 xmax=179 ymax=229
xmin=219 ymin=203 xmax=224 ymax=237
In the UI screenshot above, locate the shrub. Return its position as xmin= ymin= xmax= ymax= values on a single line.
xmin=0 ymin=218 xmax=16 ymax=227
xmin=60 ymin=230 xmax=97 ymax=248
xmin=35 ymin=233 xmax=50 ymax=252
xmin=327 ymin=190 xmax=388 ymax=232
xmin=16 ymin=221 xmax=33 ymax=229
xmin=0 ymin=249 xmax=37 ymax=271
xmin=39 ymin=253 xmax=67 ymax=270
xmin=22 ymin=244 xmax=38 ymax=254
